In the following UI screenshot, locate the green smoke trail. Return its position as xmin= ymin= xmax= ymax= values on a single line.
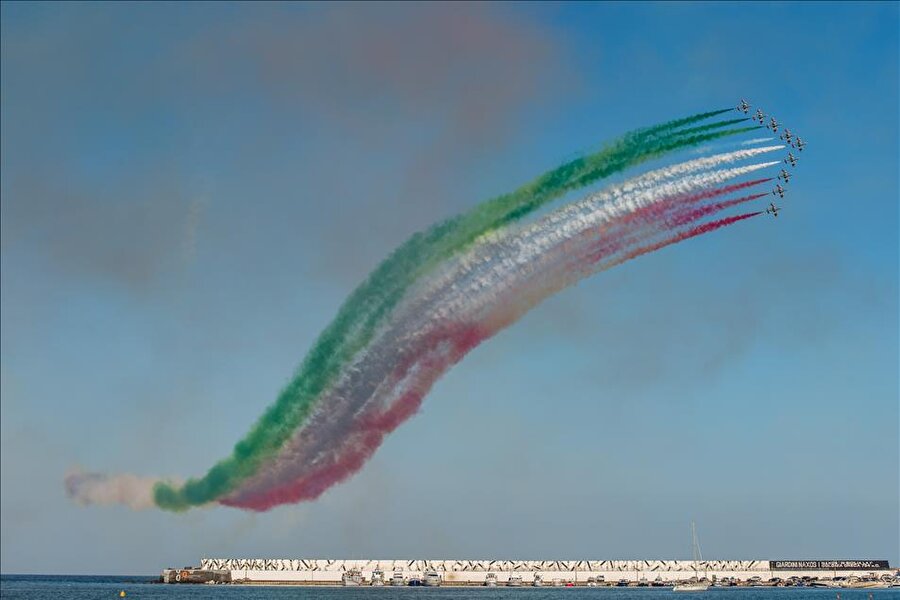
xmin=154 ymin=111 xmax=757 ymax=511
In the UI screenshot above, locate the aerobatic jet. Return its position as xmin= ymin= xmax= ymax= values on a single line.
xmin=766 ymin=202 xmax=781 ymax=217
xmin=772 ymin=184 xmax=785 ymax=198
xmin=779 ymin=128 xmax=792 ymax=144
xmin=768 ymin=117 xmax=779 ymax=132
xmin=778 ymin=169 xmax=792 ymax=183
xmin=754 ymin=108 xmax=766 ymax=124
xmin=737 ymin=99 xmax=751 ymax=113
xmin=784 ymin=152 xmax=798 ymax=167
xmin=795 ymin=137 xmax=806 ymax=151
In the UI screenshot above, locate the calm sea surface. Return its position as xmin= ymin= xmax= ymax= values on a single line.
xmin=1 ymin=577 xmax=899 ymax=600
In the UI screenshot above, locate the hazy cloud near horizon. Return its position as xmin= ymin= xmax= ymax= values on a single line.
xmin=1 ymin=2 xmax=577 ymax=291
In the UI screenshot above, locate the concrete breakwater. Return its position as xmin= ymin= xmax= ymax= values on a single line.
xmin=160 ymin=558 xmax=894 ymax=586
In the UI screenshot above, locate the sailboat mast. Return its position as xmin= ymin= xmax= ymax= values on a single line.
xmin=691 ymin=521 xmax=707 ymax=579
xmin=690 ymin=521 xmax=701 ymax=577
xmin=674 ymin=521 xmax=710 ymax=592
xmin=691 ymin=522 xmax=697 ymax=562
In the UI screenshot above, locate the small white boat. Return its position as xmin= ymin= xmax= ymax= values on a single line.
xmin=423 ymin=570 xmax=442 ymax=587
xmin=484 ymin=573 xmax=497 ymax=587
xmin=843 ymin=577 xmax=888 ymax=589
xmin=390 ymin=571 xmax=405 ymax=586
xmin=674 ymin=582 xmax=710 ymax=592
xmin=370 ymin=569 xmax=385 ymax=586
xmin=532 ymin=574 xmax=544 ymax=587
xmin=507 ymin=574 xmax=523 ymax=587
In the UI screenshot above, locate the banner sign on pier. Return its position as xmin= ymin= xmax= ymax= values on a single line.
xmin=770 ymin=560 xmax=890 ymax=571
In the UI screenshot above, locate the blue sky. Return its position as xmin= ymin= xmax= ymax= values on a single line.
xmin=1 ymin=2 xmax=897 ymax=574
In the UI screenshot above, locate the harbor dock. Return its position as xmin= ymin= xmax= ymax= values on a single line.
xmin=161 ymin=558 xmax=896 ymax=587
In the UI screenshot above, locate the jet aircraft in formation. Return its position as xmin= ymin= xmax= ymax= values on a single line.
xmin=734 ymin=99 xmax=807 ymax=219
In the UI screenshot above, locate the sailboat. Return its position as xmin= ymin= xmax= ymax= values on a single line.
xmin=673 ymin=521 xmax=710 ymax=592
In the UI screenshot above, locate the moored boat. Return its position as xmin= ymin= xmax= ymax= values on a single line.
xmin=341 ymin=569 xmax=363 ymax=587
xmin=673 ymin=580 xmax=710 ymax=592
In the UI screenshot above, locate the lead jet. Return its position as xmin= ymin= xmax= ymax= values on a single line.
xmin=754 ymin=108 xmax=766 ymax=124
xmin=778 ymin=169 xmax=792 ymax=183
xmin=784 ymin=152 xmax=798 ymax=167
xmin=795 ymin=137 xmax=806 ymax=151
xmin=737 ymin=99 xmax=751 ymax=113
xmin=768 ymin=116 xmax=779 ymax=132
xmin=772 ymin=183 xmax=785 ymax=198
xmin=766 ymin=202 xmax=781 ymax=217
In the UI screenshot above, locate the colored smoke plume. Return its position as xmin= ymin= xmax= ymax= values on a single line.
xmin=66 ymin=107 xmax=787 ymax=512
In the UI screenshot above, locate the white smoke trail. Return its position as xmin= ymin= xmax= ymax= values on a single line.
xmin=422 ymin=147 xmax=782 ymax=301
xmin=692 ymin=137 xmax=779 ymax=154
xmin=64 ymin=468 xmax=160 ymax=510
xmin=742 ymin=137 xmax=775 ymax=145
xmin=428 ymin=161 xmax=779 ymax=323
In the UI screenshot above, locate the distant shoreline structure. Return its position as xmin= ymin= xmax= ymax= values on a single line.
xmin=162 ymin=558 xmax=895 ymax=586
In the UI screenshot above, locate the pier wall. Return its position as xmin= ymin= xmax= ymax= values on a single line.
xmin=199 ymin=559 xmax=893 ymax=584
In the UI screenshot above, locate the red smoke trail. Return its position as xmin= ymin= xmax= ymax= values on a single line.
xmin=218 ymin=398 xmax=418 ymax=510
xmin=616 ymin=211 xmax=763 ymax=264
xmin=666 ymin=192 xmax=768 ymax=228
xmin=221 ymin=324 xmax=489 ymax=511
xmin=471 ymin=209 xmax=767 ymax=374
xmin=577 ymin=184 xmax=770 ymax=267
xmin=681 ymin=177 xmax=771 ymax=204
xmin=620 ymin=177 xmax=771 ymax=227
xmin=565 ymin=178 xmax=772 ymax=261
xmin=570 ymin=190 xmax=768 ymax=266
